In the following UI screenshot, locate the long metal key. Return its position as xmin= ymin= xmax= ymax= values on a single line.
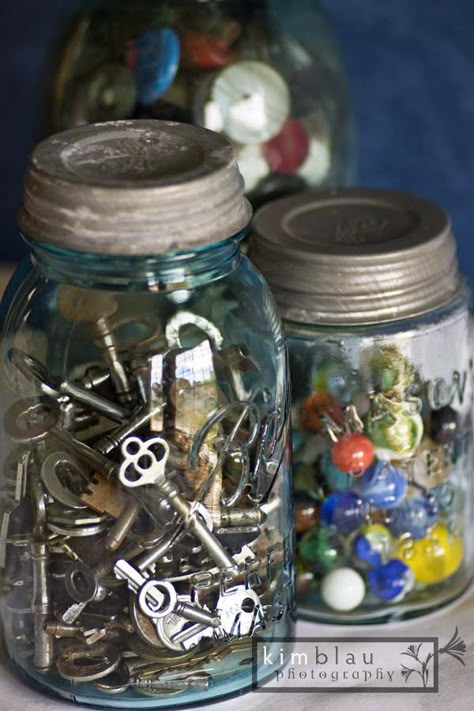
xmin=119 ymin=437 xmax=239 ymax=576
xmin=113 ymin=559 xmax=166 ymax=615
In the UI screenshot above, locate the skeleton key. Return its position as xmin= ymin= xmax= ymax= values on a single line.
xmin=113 ymin=559 xmax=166 ymax=615
xmin=169 ymin=621 xmax=215 ymax=652
xmin=216 ymin=586 xmax=265 ymax=639
xmin=120 ymin=437 xmax=238 ymax=575
xmin=147 ymin=581 xmax=220 ymax=627
xmin=119 ymin=436 xmax=169 ymax=488
xmin=8 ymin=348 xmax=128 ymax=422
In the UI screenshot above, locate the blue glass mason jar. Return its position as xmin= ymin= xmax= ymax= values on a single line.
xmin=0 ymin=120 xmax=294 ymax=706
xmin=47 ymin=0 xmax=354 ymax=205
xmin=250 ymin=189 xmax=474 ymax=623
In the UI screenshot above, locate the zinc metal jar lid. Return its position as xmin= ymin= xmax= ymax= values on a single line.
xmin=249 ymin=188 xmax=463 ymax=326
xmin=19 ymin=120 xmax=252 ymax=256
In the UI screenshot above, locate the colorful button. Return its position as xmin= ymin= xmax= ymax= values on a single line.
xmin=321 ymin=491 xmax=367 ymax=535
xmin=206 ymin=61 xmax=291 ymax=144
xmin=368 ymin=559 xmax=414 ymax=601
xmin=331 ymin=434 xmax=374 ymax=475
xmin=353 ymin=524 xmax=393 ymax=567
xmin=320 ymin=567 xmax=365 ymax=612
xmin=357 ymin=460 xmax=407 ymax=509
xmin=180 ymin=29 xmax=234 ymax=69
xmin=394 ymin=523 xmax=463 ymax=584
xmin=263 ymin=118 xmax=310 ymax=174
xmin=135 ymin=27 xmax=180 ymax=105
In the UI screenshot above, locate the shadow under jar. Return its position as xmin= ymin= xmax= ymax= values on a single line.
xmin=0 ymin=120 xmax=294 ymax=707
xmin=249 ymin=188 xmax=474 ymax=623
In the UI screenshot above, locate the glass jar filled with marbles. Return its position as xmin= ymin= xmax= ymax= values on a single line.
xmin=46 ymin=0 xmax=353 ymax=205
xmin=0 ymin=121 xmax=294 ymax=707
xmin=250 ymin=188 xmax=474 ymax=623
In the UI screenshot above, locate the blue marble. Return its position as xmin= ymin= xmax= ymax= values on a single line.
xmin=388 ymin=496 xmax=439 ymax=539
xmin=357 ymin=460 xmax=408 ymax=509
xmin=368 ymin=558 xmax=412 ymax=601
xmin=321 ymin=491 xmax=367 ymax=536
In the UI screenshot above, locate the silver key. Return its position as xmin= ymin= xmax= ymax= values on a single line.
xmin=216 ymin=586 xmax=264 ymax=638
xmin=8 ymin=348 xmax=127 ymax=422
xmin=113 ymin=559 xmax=166 ymax=616
xmin=0 ymin=451 xmax=30 ymax=567
xmin=119 ymin=436 xmax=169 ymax=488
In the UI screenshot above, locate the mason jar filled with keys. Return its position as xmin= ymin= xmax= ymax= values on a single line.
xmin=0 ymin=120 xmax=294 ymax=706
xmin=250 ymin=188 xmax=474 ymax=623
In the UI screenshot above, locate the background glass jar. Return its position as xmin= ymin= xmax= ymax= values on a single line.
xmin=249 ymin=188 xmax=474 ymax=623
xmin=0 ymin=121 xmax=294 ymax=706
xmin=46 ymin=0 xmax=354 ymax=205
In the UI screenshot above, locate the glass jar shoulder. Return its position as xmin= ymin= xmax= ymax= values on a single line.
xmin=0 ymin=251 xmax=288 ymax=411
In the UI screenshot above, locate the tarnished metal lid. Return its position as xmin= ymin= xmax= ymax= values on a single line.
xmin=19 ymin=120 xmax=252 ymax=255
xmin=249 ymin=188 xmax=462 ymax=325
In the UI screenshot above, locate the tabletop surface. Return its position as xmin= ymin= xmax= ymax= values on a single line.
xmin=1 ymin=585 xmax=473 ymax=711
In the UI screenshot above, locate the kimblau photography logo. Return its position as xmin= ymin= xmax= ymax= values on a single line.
xmin=252 ymin=627 xmax=466 ymax=693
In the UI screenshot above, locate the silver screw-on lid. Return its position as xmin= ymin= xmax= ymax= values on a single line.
xmin=19 ymin=120 xmax=252 ymax=255
xmin=249 ymin=188 xmax=462 ymax=325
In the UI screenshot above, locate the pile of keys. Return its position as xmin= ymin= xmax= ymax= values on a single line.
xmin=0 ymin=298 xmax=290 ymax=698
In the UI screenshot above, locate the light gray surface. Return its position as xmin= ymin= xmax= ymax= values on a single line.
xmin=1 ymin=586 xmax=473 ymax=711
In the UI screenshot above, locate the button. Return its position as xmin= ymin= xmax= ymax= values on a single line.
xmin=298 ymin=135 xmax=331 ymax=184
xmin=180 ymin=29 xmax=235 ymax=69
xmin=234 ymin=143 xmax=269 ymax=193
xmin=263 ymin=118 xmax=310 ymax=173
xmin=204 ymin=60 xmax=291 ymax=144
xmin=135 ymin=27 xmax=180 ymax=105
